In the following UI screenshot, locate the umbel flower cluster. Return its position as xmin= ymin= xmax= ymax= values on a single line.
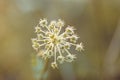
xmin=31 ymin=18 xmax=84 ymax=69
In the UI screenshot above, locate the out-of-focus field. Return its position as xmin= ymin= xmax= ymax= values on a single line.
xmin=0 ymin=0 xmax=120 ymax=80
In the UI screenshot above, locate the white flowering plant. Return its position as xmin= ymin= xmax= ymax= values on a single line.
xmin=31 ymin=18 xmax=84 ymax=69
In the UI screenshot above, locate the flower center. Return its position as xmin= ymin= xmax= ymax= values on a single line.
xmin=50 ymin=34 xmax=60 ymax=45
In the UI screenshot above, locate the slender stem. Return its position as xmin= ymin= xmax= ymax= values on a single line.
xmin=39 ymin=59 xmax=49 ymax=80
xmin=64 ymin=48 xmax=71 ymax=55
xmin=57 ymin=26 xmax=62 ymax=35
xmin=57 ymin=45 xmax=62 ymax=56
xmin=45 ymin=25 xmax=52 ymax=32
xmin=54 ymin=46 xmax=57 ymax=62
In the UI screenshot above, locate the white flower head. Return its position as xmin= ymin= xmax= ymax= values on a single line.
xmin=32 ymin=18 xmax=84 ymax=69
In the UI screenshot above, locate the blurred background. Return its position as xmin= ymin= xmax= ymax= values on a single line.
xmin=0 ymin=0 xmax=120 ymax=80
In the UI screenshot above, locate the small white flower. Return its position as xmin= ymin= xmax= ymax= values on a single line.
xmin=57 ymin=56 xmax=65 ymax=64
xmin=32 ymin=19 xmax=84 ymax=68
xmin=64 ymin=42 xmax=71 ymax=49
xmin=57 ymin=19 xmax=64 ymax=27
xmin=39 ymin=18 xmax=48 ymax=27
xmin=31 ymin=38 xmax=38 ymax=44
xmin=51 ymin=62 xmax=58 ymax=69
xmin=70 ymin=35 xmax=79 ymax=43
xmin=76 ymin=42 xmax=84 ymax=51
xmin=65 ymin=54 xmax=76 ymax=62
xmin=32 ymin=42 xmax=40 ymax=51
xmin=47 ymin=51 xmax=53 ymax=58
xmin=65 ymin=26 xmax=75 ymax=34
xmin=35 ymin=26 xmax=41 ymax=33
xmin=37 ymin=34 xmax=44 ymax=40
xmin=50 ymin=21 xmax=56 ymax=27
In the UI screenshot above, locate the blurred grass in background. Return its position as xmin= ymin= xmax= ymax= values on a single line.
xmin=0 ymin=0 xmax=120 ymax=80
